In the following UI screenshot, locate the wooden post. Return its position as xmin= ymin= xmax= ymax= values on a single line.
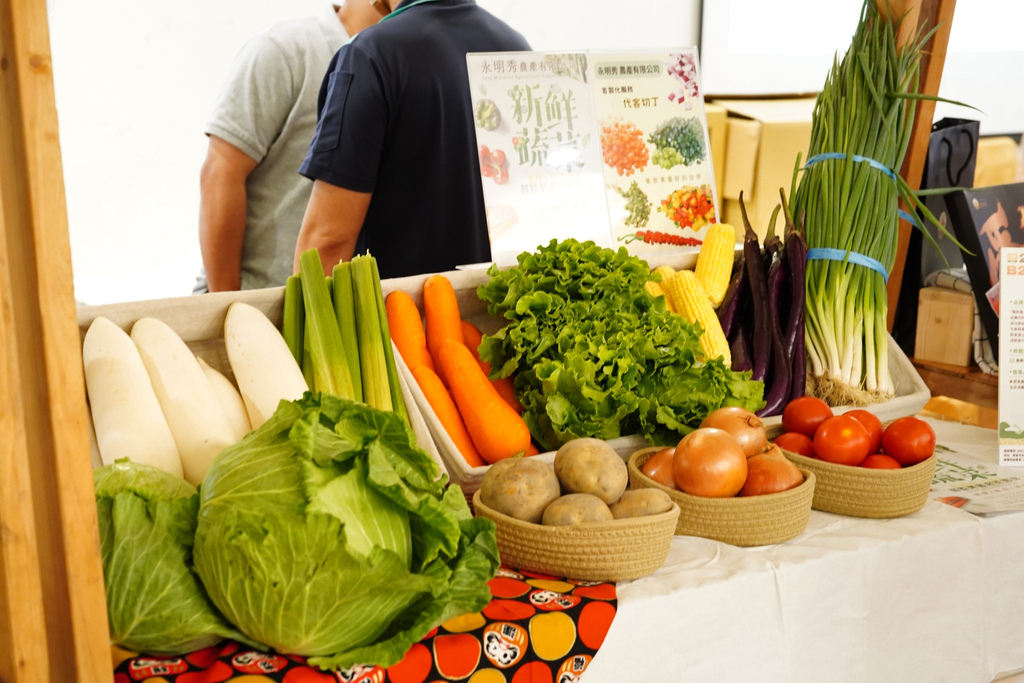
xmin=0 ymin=0 xmax=111 ymax=680
xmin=884 ymin=0 xmax=958 ymax=331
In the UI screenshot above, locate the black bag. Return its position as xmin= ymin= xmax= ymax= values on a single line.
xmin=892 ymin=118 xmax=980 ymax=357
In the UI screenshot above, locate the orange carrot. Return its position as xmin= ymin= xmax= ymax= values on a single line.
xmin=460 ymin=319 xmax=522 ymax=413
xmin=524 ymin=442 xmax=541 ymax=456
xmin=438 ymin=340 xmax=531 ymax=464
xmin=411 ymin=365 xmax=485 ymax=468
xmin=386 ymin=290 xmax=436 ymax=373
xmin=423 ymin=275 xmax=464 ymax=384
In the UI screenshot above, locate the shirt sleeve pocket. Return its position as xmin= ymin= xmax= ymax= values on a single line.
xmin=311 ymin=70 xmax=354 ymax=153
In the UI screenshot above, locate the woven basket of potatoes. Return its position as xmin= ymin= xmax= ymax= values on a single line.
xmin=473 ymin=438 xmax=680 ymax=582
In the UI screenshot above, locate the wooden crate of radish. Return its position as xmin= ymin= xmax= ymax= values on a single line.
xmin=78 ymin=253 xmax=443 ymax=480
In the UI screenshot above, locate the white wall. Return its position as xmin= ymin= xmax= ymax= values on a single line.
xmin=51 ymin=0 xmax=327 ymax=305
xmin=51 ymin=0 xmax=1017 ymax=306
xmin=699 ymin=0 xmax=1024 ymax=135
xmin=50 ymin=0 xmax=699 ymax=306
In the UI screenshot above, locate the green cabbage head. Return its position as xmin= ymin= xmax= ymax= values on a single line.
xmin=94 ymin=460 xmax=257 ymax=654
xmin=192 ymin=393 xmax=499 ymax=670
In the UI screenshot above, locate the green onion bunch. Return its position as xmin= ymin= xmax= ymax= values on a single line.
xmin=791 ymin=0 xmax=949 ymax=401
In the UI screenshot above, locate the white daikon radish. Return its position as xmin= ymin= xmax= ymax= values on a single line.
xmin=223 ymin=301 xmax=308 ymax=429
xmin=87 ymin=409 xmax=103 ymax=470
xmin=131 ymin=317 xmax=237 ymax=486
xmin=197 ymin=357 xmax=252 ymax=442
xmin=82 ymin=316 xmax=183 ymax=477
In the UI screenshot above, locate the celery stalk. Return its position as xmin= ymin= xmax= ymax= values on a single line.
xmin=298 ymin=249 xmax=356 ymax=400
xmin=370 ymin=257 xmax=408 ymax=423
xmin=332 ymin=262 xmax=363 ymax=403
xmin=303 ymin=315 xmax=323 ymax=393
xmin=350 ymin=255 xmax=393 ymax=413
xmin=282 ymin=275 xmax=304 ymax=367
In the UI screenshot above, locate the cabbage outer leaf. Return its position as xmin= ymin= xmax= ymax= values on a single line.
xmin=94 ymin=460 xmax=257 ymax=654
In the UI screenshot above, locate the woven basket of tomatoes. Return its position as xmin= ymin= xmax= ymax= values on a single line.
xmin=626 ymin=407 xmax=816 ymax=547
xmin=767 ymin=397 xmax=937 ymax=518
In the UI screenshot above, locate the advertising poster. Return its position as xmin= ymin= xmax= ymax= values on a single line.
xmin=999 ymin=247 xmax=1024 ymax=465
xmin=466 ymin=49 xmax=718 ymax=266
xmin=590 ymin=49 xmax=718 ymax=257
xmin=465 ymin=52 xmax=609 ymax=267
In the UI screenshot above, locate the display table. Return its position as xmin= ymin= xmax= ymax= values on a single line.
xmin=584 ymin=417 xmax=1024 ymax=682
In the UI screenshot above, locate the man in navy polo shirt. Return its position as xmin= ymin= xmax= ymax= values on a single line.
xmin=294 ymin=0 xmax=530 ymax=280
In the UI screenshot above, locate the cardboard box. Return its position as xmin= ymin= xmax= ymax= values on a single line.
xmin=711 ymin=98 xmax=816 ymax=240
xmin=914 ymin=287 xmax=974 ymax=367
xmin=975 ymin=136 xmax=1020 ymax=188
xmin=704 ymin=101 xmax=728 ymax=200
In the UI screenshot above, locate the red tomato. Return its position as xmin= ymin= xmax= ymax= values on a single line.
xmin=845 ymin=409 xmax=883 ymax=455
xmin=861 ymin=454 xmax=902 ymax=469
xmin=881 ymin=417 xmax=936 ymax=466
xmin=773 ymin=431 xmax=814 ymax=457
xmin=813 ymin=415 xmax=871 ymax=466
xmin=781 ymin=396 xmax=834 ymax=438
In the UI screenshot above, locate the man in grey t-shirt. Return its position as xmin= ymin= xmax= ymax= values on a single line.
xmin=197 ymin=2 xmax=383 ymax=292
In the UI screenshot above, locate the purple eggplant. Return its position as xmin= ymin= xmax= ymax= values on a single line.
xmin=777 ymin=189 xmax=808 ymax=402
xmin=730 ymin=326 xmax=753 ymax=374
xmin=739 ymin=192 xmax=771 ymax=384
xmin=756 ymin=254 xmax=792 ymax=417
xmin=780 ymin=190 xmax=808 ymax=361
xmin=717 ymin=255 xmax=747 ymax=341
xmin=761 ymin=204 xmax=783 ymax=275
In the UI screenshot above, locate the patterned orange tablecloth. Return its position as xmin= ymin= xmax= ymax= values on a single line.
xmin=112 ymin=565 xmax=617 ymax=683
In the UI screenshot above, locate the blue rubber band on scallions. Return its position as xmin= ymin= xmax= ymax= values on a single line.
xmin=804 ymin=152 xmax=899 ymax=182
xmin=806 ymin=248 xmax=890 ymax=283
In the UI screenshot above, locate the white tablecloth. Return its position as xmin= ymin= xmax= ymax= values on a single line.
xmin=584 ymin=420 xmax=1024 ymax=683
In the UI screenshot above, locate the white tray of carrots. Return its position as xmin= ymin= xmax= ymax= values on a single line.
xmin=381 ymin=266 xmax=654 ymax=499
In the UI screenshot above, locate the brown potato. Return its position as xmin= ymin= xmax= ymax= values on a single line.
xmin=479 ymin=458 xmax=561 ymax=524
xmin=541 ymin=493 xmax=614 ymax=526
xmin=609 ymin=489 xmax=674 ymax=519
xmin=553 ymin=437 xmax=628 ymax=504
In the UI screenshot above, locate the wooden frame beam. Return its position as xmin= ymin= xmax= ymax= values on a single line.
xmin=0 ymin=0 xmax=110 ymax=680
xmin=885 ymin=0 xmax=958 ymax=331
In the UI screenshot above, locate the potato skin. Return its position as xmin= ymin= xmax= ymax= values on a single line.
xmin=609 ymin=489 xmax=674 ymax=519
xmin=553 ymin=437 xmax=628 ymax=504
xmin=541 ymin=493 xmax=614 ymax=526
xmin=479 ymin=458 xmax=561 ymax=523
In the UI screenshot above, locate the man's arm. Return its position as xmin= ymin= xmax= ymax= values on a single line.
xmin=294 ymin=179 xmax=372 ymax=275
xmin=199 ymin=135 xmax=258 ymax=291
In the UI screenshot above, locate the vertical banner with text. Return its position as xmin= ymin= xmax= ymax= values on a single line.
xmin=466 ymin=53 xmax=608 ymax=267
xmin=1000 ymin=247 xmax=1024 ymax=465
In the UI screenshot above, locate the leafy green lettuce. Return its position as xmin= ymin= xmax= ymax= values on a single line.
xmin=477 ymin=238 xmax=764 ymax=450
xmin=192 ymin=393 xmax=499 ymax=670
xmin=94 ymin=460 xmax=256 ymax=654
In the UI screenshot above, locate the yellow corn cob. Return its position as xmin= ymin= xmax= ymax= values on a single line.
xmin=666 ymin=270 xmax=731 ymax=366
xmin=652 ymin=265 xmax=679 ymax=310
xmin=695 ymin=223 xmax=737 ymax=308
xmin=644 ymin=280 xmax=676 ymax=313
